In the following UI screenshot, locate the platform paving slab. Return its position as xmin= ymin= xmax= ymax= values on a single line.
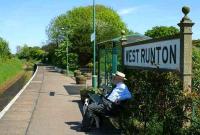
xmin=0 ymin=66 xmax=120 ymax=135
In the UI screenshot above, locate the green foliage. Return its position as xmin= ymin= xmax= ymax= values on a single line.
xmin=117 ymin=26 xmax=200 ymax=134
xmin=46 ymin=4 xmax=128 ymax=66
xmin=0 ymin=37 xmax=25 ymax=91
xmin=16 ymin=45 xmax=31 ymax=60
xmin=193 ymin=40 xmax=200 ymax=48
xmin=192 ymin=47 xmax=200 ymax=93
xmin=42 ymin=42 xmax=57 ymax=64
xmin=87 ymin=62 xmax=93 ymax=69
xmin=30 ymin=47 xmax=46 ymax=60
xmin=0 ymin=58 xmax=23 ymax=86
xmin=68 ymin=53 xmax=78 ymax=69
xmin=121 ymin=69 xmax=184 ymax=134
xmin=53 ymin=42 xmax=78 ymax=69
xmin=0 ymin=37 xmax=10 ymax=59
xmin=17 ymin=45 xmax=45 ymax=61
xmin=191 ymin=47 xmax=200 ymax=132
xmin=145 ymin=26 xmax=179 ymax=38
xmin=146 ymin=115 xmax=163 ymax=135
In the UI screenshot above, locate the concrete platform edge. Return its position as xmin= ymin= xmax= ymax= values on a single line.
xmin=0 ymin=66 xmax=39 ymax=119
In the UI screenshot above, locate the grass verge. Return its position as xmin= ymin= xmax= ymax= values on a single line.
xmin=0 ymin=58 xmax=23 ymax=94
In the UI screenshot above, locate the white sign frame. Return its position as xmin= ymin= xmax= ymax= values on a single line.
xmin=123 ymin=38 xmax=180 ymax=71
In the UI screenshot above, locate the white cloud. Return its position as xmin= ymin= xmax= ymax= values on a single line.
xmin=118 ymin=7 xmax=138 ymax=16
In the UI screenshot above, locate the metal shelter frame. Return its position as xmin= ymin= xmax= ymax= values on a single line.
xmin=97 ymin=33 xmax=151 ymax=88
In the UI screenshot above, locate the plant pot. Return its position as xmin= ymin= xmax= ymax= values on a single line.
xmin=76 ymin=75 xmax=86 ymax=84
xmin=74 ymin=70 xmax=81 ymax=77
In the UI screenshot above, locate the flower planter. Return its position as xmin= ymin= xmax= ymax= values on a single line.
xmin=76 ymin=75 xmax=86 ymax=84
xmin=74 ymin=70 xmax=81 ymax=77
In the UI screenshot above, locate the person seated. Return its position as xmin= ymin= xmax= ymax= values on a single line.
xmin=81 ymin=71 xmax=132 ymax=131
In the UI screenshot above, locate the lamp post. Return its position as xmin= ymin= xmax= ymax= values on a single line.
xmin=66 ymin=35 xmax=69 ymax=75
xmin=61 ymin=27 xmax=69 ymax=75
xmin=92 ymin=0 xmax=97 ymax=89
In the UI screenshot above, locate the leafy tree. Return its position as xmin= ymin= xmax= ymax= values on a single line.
xmin=54 ymin=42 xmax=78 ymax=69
xmin=145 ymin=26 xmax=179 ymax=38
xmin=0 ymin=37 xmax=10 ymax=58
xmin=46 ymin=4 xmax=128 ymax=66
xmin=42 ymin=42 xmax=57 ymax=64
xmin=17 ymin=45 xmax=45 ymax=61
xmin=17 ymin=45 xmax=31 ymax=60
xmin=30 ymin=47 xmax=45 ymax=60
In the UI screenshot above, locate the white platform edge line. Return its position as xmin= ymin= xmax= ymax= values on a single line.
xmin=0 ymin=66 xmax=39 ymax=119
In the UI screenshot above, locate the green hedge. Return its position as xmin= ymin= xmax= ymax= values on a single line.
xmin=118 ymin=47 xmax=200 ymax=134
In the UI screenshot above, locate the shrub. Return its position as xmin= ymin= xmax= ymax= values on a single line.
xmin=119 ymin=47 xmax=200 ymax=134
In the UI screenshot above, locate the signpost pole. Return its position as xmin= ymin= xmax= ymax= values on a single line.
xmin=66 ymin=34 xmax=69 ymax=76
xmin=61 ymin=27 xmax=69 ymax=76
xmin=178 ymin=6 xmax=194 ymax=128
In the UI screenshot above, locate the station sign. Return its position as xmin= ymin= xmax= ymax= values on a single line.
xmin=123 ymin=38 xmax=180 ymax=71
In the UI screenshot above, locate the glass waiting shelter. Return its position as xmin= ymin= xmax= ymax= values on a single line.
xmin=97 ymin=33 xmax=151 ymax=88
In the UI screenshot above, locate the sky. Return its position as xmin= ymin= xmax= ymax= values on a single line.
xmin=0 ymin=0 xmax=199 ymax=54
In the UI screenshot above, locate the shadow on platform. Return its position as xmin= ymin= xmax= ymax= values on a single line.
xmin=65 ymin=99 xmax=121 ymax=135
xmin=63 ymin=85 xmax=86 ymax=95
xmin=65 ymin=120 xmax=121 ymax=135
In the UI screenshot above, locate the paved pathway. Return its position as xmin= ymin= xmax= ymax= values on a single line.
xmin=0 ymin=65 xmax=120 ymax=135
xmin=0 ymin=66 xmax=89 ymax=135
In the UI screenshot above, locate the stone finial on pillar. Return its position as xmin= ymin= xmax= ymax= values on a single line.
xmin=178 ymin=6 xmax=194 ymax=92
xmin=182 ymin=6 xmax=190 ymax=21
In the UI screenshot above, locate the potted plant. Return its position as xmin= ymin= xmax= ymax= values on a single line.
xmin=76 ymin=75 xmax=86 ymax=84
xmin=74 ymin=70 xmax=81 ymax=77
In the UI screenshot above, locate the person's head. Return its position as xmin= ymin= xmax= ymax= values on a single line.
xmin=112 ymin=71 xmax=127 ymax=85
